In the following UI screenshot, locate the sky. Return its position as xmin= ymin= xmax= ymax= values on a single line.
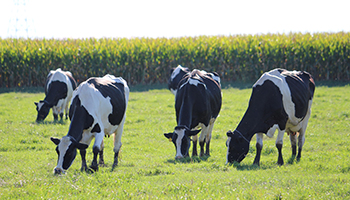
xmin=0 ymin=0 xmax=349 ymax=39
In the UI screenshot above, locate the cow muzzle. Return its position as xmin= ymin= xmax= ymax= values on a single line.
xmin=54 ymin=167 xmax=65 ymax=175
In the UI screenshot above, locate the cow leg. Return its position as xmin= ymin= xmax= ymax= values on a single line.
xmin=296 ymin=111 xmax=311 ymax=162
xmin=297 ymin=130 xmax=306 ymax=161
xmin=253 ymin=133 xmax=264 ymax=166
xmin=64 ymin=102 xmax=69 ymax=120
xmin=59 ymin=113 xmax=63 ymax=120
xmin=99 ymin=140 xmax=105 ymax=166
xmin=275 ymin=130 xmax=285 ymax=165
xmin=112 ymin=117 xmax=125 ymax=171
xmin=90 ymin=146 xmax=99 ymax=172
xmin=79 ymin=149 xmax=88 ymax=172
xmin=192 ymin=135 xmax=198 ymax=157
xmin=198 ymin=127 xmax=207 ymax=157
xmin=289 ymin=132 xmax=298 ymax=159
xmin=204 ymin=119 xmax=215 ymax=156
xmin=52 ymin=107 xmax=58 ymax=121
xmin=90 ymin=132 xmax=104 ymax=172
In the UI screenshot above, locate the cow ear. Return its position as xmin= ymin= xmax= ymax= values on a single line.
xmin=50 ymin=137 xmax=60 ymax=145
xmin=186 ymin=129 xmax=201 ymax=136
xmin=34 ymin=102 xmax=38 ymax=106
xmin=164 ymin=133 xmax=174 ymax=142
xmin=69 ymin=137 xmax=89 ymax=149
xmin=75 ymin=143 xmax=88 ymax=150
xmin=226 ymin=130 xmax=234 ymax=137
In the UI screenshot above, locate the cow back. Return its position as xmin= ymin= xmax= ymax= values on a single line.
xmin=87 ymin=76 xmax=128 ymax=126
xmin=175 ymin=70 xmax=222 ymax=128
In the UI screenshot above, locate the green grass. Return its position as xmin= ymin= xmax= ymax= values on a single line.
xmin=0 ymin=83 xmax=350 ymax=199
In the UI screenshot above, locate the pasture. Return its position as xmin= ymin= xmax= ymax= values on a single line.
xmin=0 ymin=83 xmax=349 ymax=199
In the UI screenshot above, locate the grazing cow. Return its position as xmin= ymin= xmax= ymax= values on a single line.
xmin=168 ymin=65 xmax=221 ymax=95
xmin=226 ymin=68 xmax=315 ymax=166
xmin=34 ymin=68 xmax=77 ymax=122
xmin=164 ymin=70 xmax=222 ymax=159
xmin=50 ymin=75 xmax=129 ymax=174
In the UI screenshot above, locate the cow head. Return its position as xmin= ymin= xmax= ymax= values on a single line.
xmin=226 ymin=130 xmax=250 ymax=164
xmin=164 ymin=125 xmax=200 ymax=159
xmin=34 ymin=100 xmax=51 ymax=122
xmin=168 ymin=65 xmax=190 ymax=95
xmin=50 ymin=136 xmax=88 ymax=174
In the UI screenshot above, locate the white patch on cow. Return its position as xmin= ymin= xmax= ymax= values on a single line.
xmin=206 ymin=72 xmax=221 ymax=84
xmin=197 ymin=118 xmax=215 ymax=143
xmin=179 ymin=76 xmax=207 ymax=90
xmin=189 ymin=78 xmax=202 ymax=86
xmin=253 ymin=69 xmax=302 ymax=125
xmin=174 ymin=128 xmax=185 ymax=158
xmin=171 ymin=65 xmax=186 ymax=81
xmin=37 ymin=101 xmax=44 ymax=110
xmin=170 ymin=88 xmax=177 ymax=96
xmin=56 ymin=136 xmax=72 ymax=171
xmin=266 ymin=124 xmax=280 ymax=138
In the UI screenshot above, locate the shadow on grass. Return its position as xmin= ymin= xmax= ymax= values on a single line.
xmin=166 ymin=155 xmax=210 ymax=164
xmin=228 ymin=155 xmax=300 ymax=171
xmin=34 ymin=119 xmax=68 ymax=125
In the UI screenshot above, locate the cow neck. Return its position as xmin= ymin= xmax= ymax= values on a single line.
xmin=43 ymin=94 xmax=56 ymax=107
xmin=45 ymin=81 xmax=68 ymax=107
xmin=235 ymin=108 xmax=263 ymax=142
xmin=176 ymin=98 xmax=194 ymax=130
xmin=67 ymin=103 xmax=87 ymax=142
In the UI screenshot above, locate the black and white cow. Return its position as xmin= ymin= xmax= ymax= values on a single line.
xmin=50 ymin=74 xmax=129 ymax=174
xmin=226 ymin=68 xmax=315 ymax=165
xmin=35 ymin=68 xmax=77 ymax=122
xmin=168 ymin=65 xmax=221 ymax=96
xmin=164 ymin=70 xmax=222 ymax=159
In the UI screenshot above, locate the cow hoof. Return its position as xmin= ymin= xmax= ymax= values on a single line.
xmin=277 ymin=161 xmax=284 ymax=166
xmin=90 ymin=165 xmax=98 ymax=172
xmin=111 ymin=163 xmax=118 ymax=171
xmin=99 ymin=160 xmax=106 ymax=166
xmin=99 ymin=163 xmax=107 ymax=167
xmin=80 ymin=166 xmax=88 ymax=172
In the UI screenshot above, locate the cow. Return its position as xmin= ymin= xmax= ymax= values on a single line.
xmin=164 ymin=69 xmax=222 ymax=159
xmin=168 ymin=65 xmax=221 ymax=96
xmin=226 ymin=68 xmax=315 ymax=166
xmin=34 ymin=68 xmax=77 ymax=122
xmin=50 ymin=74 xmax=129 ymax=174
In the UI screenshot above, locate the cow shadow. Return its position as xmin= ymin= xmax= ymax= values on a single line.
xmin=229 ymin=155 xmax=300 ymax=171
xmin=34 ymin=120 xmax=68 ymax=125
xmin=165 ymin=155 xmax=210 ymax=164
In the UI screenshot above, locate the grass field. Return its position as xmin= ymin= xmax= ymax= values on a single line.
xmin=0 ymin=82 xmax=349 ymax=199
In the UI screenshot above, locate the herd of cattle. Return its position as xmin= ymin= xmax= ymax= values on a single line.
xmin=35 ymin=67 xmax=315 ymax=174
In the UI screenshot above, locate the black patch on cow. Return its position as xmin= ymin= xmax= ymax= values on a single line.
xmin=62 ymin=144 xmax=77 ymax=170
xmin=68 ymin=95 xmax=94 ymax=141
xmin=238 ymin=79 xmax=288 ymax=135
xmin=45 ymin=80 xmax=68 ymax=107
xmin=283 ymin=71 xmax=315 ymax=119
xmin=91 ymin=123 xmax=101 ymax=133
xmin=87 ymin=78 xmax=126 ymax=126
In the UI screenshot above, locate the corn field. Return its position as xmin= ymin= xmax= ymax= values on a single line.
xmin=0 ymin=32 xmax=349 ymax=87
